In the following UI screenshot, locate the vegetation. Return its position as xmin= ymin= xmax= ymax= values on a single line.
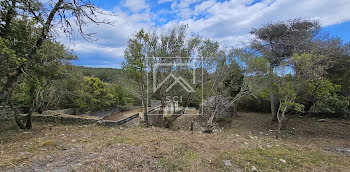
xmin=0 ymin=0 xmax=349 ymax=170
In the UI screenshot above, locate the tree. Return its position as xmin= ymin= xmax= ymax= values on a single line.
xmin=75 ymin=76 xmax=122 ymax=112
xmin=223 ymin=61 xmax=244 ymax=116
xmin=7 ymin=40 xmax=77 ymax=129
xmin=123 ymin=29 xmax=151 ymax=126
xmin=0 ymin=0 xmax=109 ymax=129
xmin=124 ymin=26 xmax=202 ymax=127
xmin=250 ymin=19 xmax=320 ymax=121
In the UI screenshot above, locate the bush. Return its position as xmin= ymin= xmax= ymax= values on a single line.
xmin=308 ymin=80 xmax=349 ymax=117
xmin=75 ymin=76 xmax=132 ymax=112
xmin=237 ymin=89 xmax=271 ymax=113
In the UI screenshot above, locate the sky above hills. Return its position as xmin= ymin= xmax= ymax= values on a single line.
xmin=59 ymin=0 xmax=350 ymax=68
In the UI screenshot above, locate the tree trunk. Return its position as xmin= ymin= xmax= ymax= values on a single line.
xmin=141 ymin=92 xmax=149 ymax=127
xmin=9 ymin=103 xmax=26 ymax=129
xmin=143 ymin=107 xmax=149 ymax=127
xmin=25 ymin=113 xmax=32 ymax=129
xmin=26 ymin=86 xmax=35 ymax=129
xmin=270 ymin=91 xmax=278 ymax=121
xmin=233 ymin=103 xmax=238 ymax=117
xmin=276 ymin=120 xmax=281 ymax=139
xmin=0 ymin=68 xmax=24 ymax=104
xmin=15 ymin=113 xmax=26 ymax=129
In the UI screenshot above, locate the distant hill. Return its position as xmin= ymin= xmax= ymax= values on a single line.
xmin=75 ymin=66 xmax=127 ymax=83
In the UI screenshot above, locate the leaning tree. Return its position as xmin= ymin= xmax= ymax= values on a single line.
xmin=0 ymin=0 xmax=110 ymax=129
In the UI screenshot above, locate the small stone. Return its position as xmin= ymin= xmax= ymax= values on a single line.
xmin=269 ymin=129 xmax=273 ymax=132
xmin=279 ymin=159 xmax=287 ymax=163
xmin=252 ymin=165 xmax=258 ymax=172
xmin=72 ymin=139 xmax=76 ymax=142
xmin=19 ymin=151 xmax=30 ymax=156
xmin=244 ymin=142 xmax=249 ymax=145
xmin=318 ymin=119 xmax=327 ymax=122
xmin=223 ymin=160 xmax=232 ymax=167
xmin=23 ymin=132 xmax=30 ymax=134
xmin=336 ymin=147 xmax=350 ymax=154
xmin=259 ymin=132 xmax=264 ymax=135
xmin=235 ymin=134 xmax=240 ymax=137
xmin=266 ymin=144 xmax=272 ymax=148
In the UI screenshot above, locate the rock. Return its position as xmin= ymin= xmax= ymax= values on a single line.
xmin=266 ymin=144 xmax=272 ymax=148
xmin=19 ymin=152 xmax=30 ymax=156
xmin=212 ymin=129 xmax=220 ymax=133
xmin=259 ymin=132 xmax=264 ymax=135
xmin=251 ymin=165 xmax=258 ymax=172
xmin=318 ymin=119 xmax=327 ymax=122
xmin=279 ymin=159 xmax=287 ymax=163
xmin=223 ymin=160 xmax=232 ymax=167
xmin=335 ymin=147 xmax=350 ymax=156
xmin=199 ymin=96 xmax=235 ymax=120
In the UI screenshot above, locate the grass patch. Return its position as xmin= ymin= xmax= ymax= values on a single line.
xmin=159 ymin=143 xmax=201 ymax=171
xmin=215 ymin=146 xmax=350 ymax=171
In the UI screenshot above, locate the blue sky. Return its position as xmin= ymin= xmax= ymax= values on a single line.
xmin=59 ymin=0 xmax=350 ymax=68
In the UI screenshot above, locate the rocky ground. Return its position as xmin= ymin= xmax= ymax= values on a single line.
xmin=1 ymin=112 xmax=350 ymax=171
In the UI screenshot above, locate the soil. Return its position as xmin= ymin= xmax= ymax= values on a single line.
xmin=1 ymin=112 xmax=350 ymax=171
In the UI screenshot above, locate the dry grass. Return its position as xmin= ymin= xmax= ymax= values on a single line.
xmin=1 ymin=112 xmax=350 ymax=171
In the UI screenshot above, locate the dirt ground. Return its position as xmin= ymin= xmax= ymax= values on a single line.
xmin=1 ymin=112 xmax=350 ymax=172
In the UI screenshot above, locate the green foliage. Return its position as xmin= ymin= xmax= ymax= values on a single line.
xmin=278 ymin=81 xmax=305 ymax=113
xmin=308 ymin=80 xmax=349 ymax=116
xmin=75 ymin=76 xmax=131 ymax=112
xmin=76 ymin=66 xmax=128 ymax=83
xmin=223 ymin=61 xmax=244 ymax=98
xmin=0 ymin=37 xmax=19 ymax=80
xmin=291 ymin=52 xmax=332 ymax=80
xmin=237 ymin=93 xmax=271 ymax=113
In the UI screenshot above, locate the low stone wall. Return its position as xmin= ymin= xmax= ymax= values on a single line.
xmin=32 ymin=114 xmax=99 ymax=125
xmin=0 ymin=106 xmax=14 ymax=120
xmin=31 ymin=113 xmax=139 ymax=127
xmin=1 ymin=107 xmax=140 ymax=127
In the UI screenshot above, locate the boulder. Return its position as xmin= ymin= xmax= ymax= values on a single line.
xmin=199 ymin=95 xmax=234 ymax=120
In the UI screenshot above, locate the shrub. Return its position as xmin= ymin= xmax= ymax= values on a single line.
xmin=308 ymin=80 xmax=349 ymax=117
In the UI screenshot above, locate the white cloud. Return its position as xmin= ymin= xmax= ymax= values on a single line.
xmin=59 ymin=0 xmax=350 ymax=67
xmin=169 ymin=0 xmax=350 ymax=47
xmin=158 ymin=0 xmax=172 ymax=4
xmin=57 ymin=6 xmax=154 ymax=67
xmin=123 ymin=0 xmax=149 ymax=12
